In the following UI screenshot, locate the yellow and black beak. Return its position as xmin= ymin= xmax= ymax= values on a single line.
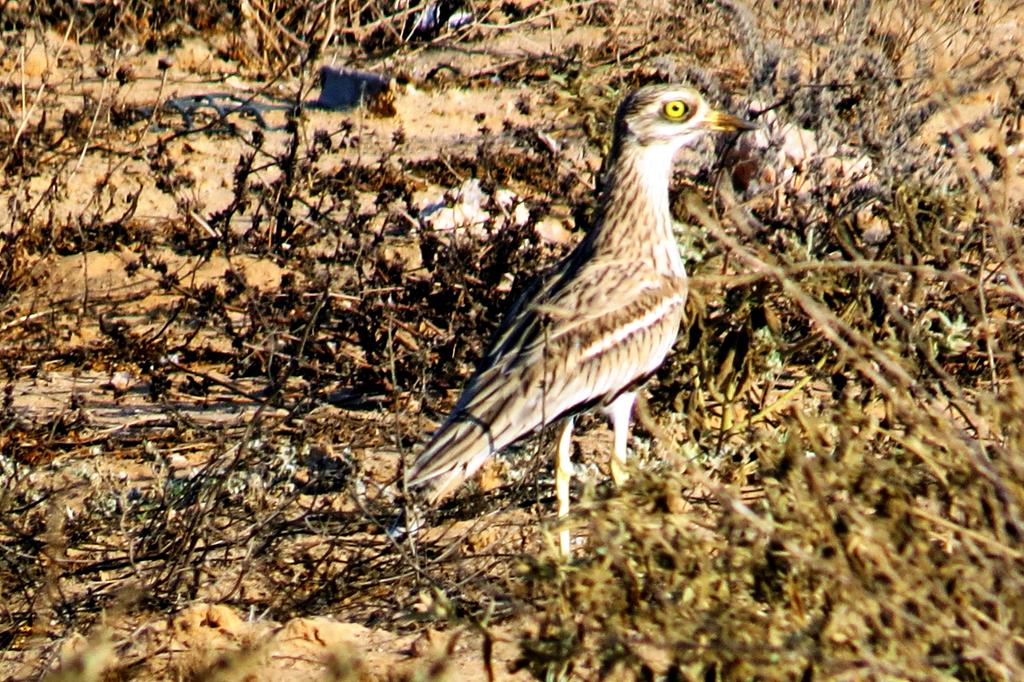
xmin=703 ymin=109 xmax=758 ymax=133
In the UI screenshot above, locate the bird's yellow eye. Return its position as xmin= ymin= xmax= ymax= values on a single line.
xmin=662 ymin=100 xmax=689 ymax=120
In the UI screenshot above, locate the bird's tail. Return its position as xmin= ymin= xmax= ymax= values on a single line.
xmin=405 ymin=411 xmax=506 ymax=503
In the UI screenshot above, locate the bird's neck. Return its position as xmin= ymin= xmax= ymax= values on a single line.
xmin=588 ymin=141 xmax=686 ymax=278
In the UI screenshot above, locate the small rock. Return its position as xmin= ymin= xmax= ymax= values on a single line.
xmin=535 ymin=216 xmax=573 ymax=244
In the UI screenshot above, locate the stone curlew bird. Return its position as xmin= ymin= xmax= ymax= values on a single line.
xmin=406 ymin=84 xmax=755 ymax=553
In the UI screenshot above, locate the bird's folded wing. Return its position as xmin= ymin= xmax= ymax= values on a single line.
xmin=407 ymin=260 xmax=687 ymax=501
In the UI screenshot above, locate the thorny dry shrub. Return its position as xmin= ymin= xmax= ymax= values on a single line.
xmin=2 ymin=0 xmax=1024 ymax=679
xmin=517 ymin=383 xmax=1024 ymax=679
xmin=0 ymin=99 xmax=558 ymax=640
xmin=2 ymin=0 xmax=546 ymax=76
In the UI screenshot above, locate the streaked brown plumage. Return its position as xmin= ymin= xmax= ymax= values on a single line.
xmin=406 ymin=84 xmax=755 ymax=553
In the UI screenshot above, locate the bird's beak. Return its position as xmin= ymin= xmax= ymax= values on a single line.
xmin=703 ymin=109 xmax=758 ymax=133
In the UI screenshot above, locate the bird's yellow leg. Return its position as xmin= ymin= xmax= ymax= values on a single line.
xmin=556 ymin=417 xmax=575 ymax=556
xmin=605 ymin=391 xmax=637 ymax=487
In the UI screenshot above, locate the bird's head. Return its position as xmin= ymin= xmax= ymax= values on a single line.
xmin=614 ymin=83 xmax=756 ymax=153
